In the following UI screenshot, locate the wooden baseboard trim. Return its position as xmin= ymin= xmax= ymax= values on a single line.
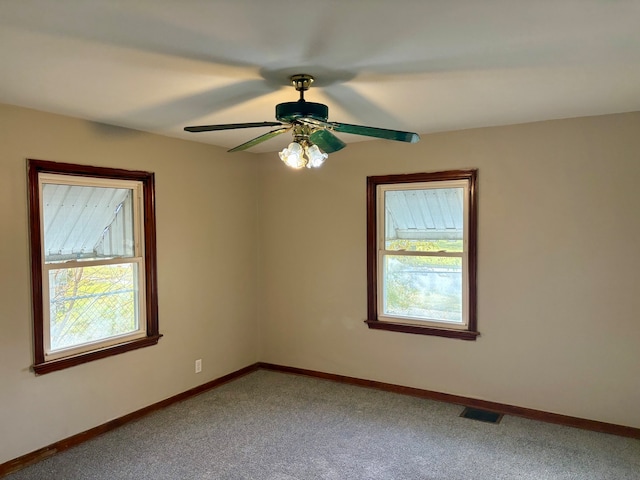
xmin=4 ymin=361 xmax=639 ymax=477
xmin=0 ymin=363 xmax=260 ymax=478
xmin=257 ymin=362 xmax=640 ymax=440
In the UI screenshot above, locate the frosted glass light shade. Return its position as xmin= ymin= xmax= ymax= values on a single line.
xmin=279 ymin=142 xmax=307 ymax=169
xmin=306 ymin=144 xmax=328 ymax=168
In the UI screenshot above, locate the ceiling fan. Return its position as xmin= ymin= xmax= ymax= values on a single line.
xmin=184 ymin=74 xmax=420 ymax=169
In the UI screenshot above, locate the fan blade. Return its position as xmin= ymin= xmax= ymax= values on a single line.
xmin=185 ymin=121 xmax=282 ymax=133
xmin=227 ymin=127 xmax=291 ymax=152
xmin=331 ymin=122 xmax=419 ymax=143
xmin=309 ymin=129 xmax=347 ymax=153
xmin=298 ymin=117 xmax=419 ymax=144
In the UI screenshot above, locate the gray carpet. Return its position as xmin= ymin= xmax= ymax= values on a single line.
xmin=7 ymin=370 xmax=640 ymax=479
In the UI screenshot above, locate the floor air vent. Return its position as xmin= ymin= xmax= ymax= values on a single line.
xmin=460 ymin=407 xmax=503 ymax=424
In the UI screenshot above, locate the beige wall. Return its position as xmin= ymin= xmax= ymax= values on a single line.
xmin=257 ymin=112 xmax=640 ymax=428
xmin=2 ymin=104 xmax=639 ymax=464
xmin=0 ymin=104 xmax=260 ymax=463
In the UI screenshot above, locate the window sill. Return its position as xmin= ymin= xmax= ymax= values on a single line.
xmin=32 ymin=334 xmax=163 ymax=375
xmin=364 ymin=319 xmax=479 ymax=340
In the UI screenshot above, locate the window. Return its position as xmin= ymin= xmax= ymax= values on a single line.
xmin=366 ymin=170 xmax=478 ymax=340
xmin=28 ymin=160 xmax=161 ymax=374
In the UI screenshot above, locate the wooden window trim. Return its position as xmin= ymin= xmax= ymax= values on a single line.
xmin=27 ymin=159 xmax=161 ymax=374
xmin=365 ymin=170 xmax=479 ymax=340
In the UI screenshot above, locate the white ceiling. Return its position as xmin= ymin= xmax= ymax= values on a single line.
xmin=1 ymin=0 xmax=639 ymax=153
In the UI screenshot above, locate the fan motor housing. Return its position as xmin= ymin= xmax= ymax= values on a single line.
xmin=276 ymin=100 xmax=328 ymax=123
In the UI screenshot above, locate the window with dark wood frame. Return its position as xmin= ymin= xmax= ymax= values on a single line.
xmin=365 ymin=170 xmax=479 ymax=340
xmin=28 ymin=159 xmax=161 ymax=374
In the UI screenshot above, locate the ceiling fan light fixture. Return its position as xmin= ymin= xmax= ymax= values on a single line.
xmin=279 ymin=140 xmax=328 ymax=169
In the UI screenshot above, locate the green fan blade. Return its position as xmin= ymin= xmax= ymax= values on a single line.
xmin=309 ymin=129 xmax=347 ymax=153
xmin=185 ymin=121 xmax=282 ymax=132
xmin=331 ymin=122 xmax=419 ymax=143
xmin=227 ymin=127 xmax=291 ymax=152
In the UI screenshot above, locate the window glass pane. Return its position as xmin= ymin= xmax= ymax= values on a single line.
xmin=382 ymin=255 xmax=462 ymax=323
xmin=48 ymin=263 xmax=139 ymax=352
xmin=42 ymin=184 xmax=135 ymax=263
xmin=384 ymin=188 xmax=463 ymax=252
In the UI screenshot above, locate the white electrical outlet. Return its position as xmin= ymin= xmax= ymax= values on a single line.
xmin=195 ymin=359 xmax=202 ymax=373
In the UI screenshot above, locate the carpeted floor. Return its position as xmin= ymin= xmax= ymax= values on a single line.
xmin=6 ymin=370 xmax=640 ymax=479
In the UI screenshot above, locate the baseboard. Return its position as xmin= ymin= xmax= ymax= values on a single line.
xmin=0 ymin=363 xmax=260 ymax=478
xmin=3 ymin=361 xmax=639 ymax=477
xmin=257 ymin=362 xmax=640 ymax=440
